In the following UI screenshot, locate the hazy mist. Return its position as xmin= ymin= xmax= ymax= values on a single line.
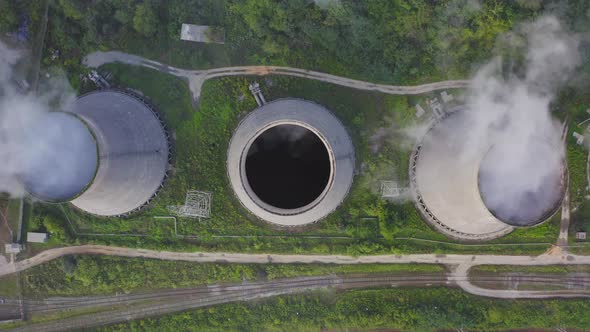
xmin=0 ymin=40 xmax=97 ymax=199
xmin=461 ymin=16 xmax=575 ymax=223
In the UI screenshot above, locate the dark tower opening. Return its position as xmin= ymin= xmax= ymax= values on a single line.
xmin=245 ymin=124 xmax=331 ymax=209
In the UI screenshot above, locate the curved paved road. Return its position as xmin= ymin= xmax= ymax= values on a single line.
xmin=83 ymin=51 xmax=470 ymax=102
xmin=452 ymin=263 xmax=590 ymax=299
xmin=2 ymin=245 xmax=590 ymax=300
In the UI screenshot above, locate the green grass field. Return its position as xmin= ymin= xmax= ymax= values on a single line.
xmin=11 ymin=255 xmax=442 ymax=297
xmin=0 ymin=274 xmax=20 ymax=298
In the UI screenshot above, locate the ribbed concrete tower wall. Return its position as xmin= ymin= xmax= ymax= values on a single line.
xmin=410 ymin=109 xmax=513 ymax=241
xmin=410 ymin=107 xmax=564 ymax=241
xmin=68 ymin=90 xmax=169 ymax=216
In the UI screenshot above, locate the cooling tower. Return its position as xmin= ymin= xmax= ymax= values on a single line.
xmin=410 ymin=108 xmax=564 ymax=241
xmin=227 ymin=99 xmax=355 ymax=226
xmin=20 ymin=90 xmax=169 ymax=216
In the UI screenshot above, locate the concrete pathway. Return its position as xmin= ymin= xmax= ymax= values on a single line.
xmin=83 ymin=51 xmax=470 ymax=103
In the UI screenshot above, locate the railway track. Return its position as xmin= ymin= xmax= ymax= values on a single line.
xmin=24 ymin=274 xmax=587 ymax=313
xmin=5 ymin=272 xmax=590 ymax=332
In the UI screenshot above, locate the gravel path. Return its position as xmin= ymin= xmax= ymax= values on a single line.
xmin=83 ymin=51 xmax=470 ymax=102
xmin=2 ymin=244 xmax=590 ymax=299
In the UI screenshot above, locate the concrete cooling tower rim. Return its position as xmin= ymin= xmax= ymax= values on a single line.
xmin=410 ymin=107 xmax=565 ymax=241
xmin=227 ymin=98 xmax=355 ymax=226
xmin=410 ymin=108 xmax=510 ymax=241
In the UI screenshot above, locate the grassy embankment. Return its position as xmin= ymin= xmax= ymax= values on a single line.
xmin=93 ymin=287 xmax=590 ymax=332
xmin=9 ymin=255 xmax=442 ymax=297
xmin=561 ymin=89 xmax=590 ymax=254
xmin=471 ymin=264 xmax=590 ymax=274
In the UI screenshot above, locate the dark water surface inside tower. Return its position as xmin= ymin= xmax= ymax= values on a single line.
xmin=246 ymin=124 xmax=331 ymax=209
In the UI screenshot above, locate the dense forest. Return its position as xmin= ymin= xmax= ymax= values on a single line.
xmin=2 ymin=0 xmax=589 ymax=85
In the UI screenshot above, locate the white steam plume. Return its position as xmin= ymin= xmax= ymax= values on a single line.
xmin=460 ymin=16 xmax=577 ymax=222
xmin=0 ymin=40 xmax=94 ymax=199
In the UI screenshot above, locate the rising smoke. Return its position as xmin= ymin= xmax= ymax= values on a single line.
xmin=0 ymin=40 xmax=97 ymax=199
xmin=460 ymin=16 xmax=578 ymax=223
xmin=246 ymin=124 xmax=315 ymax=158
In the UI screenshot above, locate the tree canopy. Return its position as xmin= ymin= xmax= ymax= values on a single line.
xmin=0 ymin=0 xmax=18 ymax=33
xmin=132 ymin=3 xmax=158 ymax=37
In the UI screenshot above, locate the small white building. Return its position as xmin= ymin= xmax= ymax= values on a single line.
xmin=573 ymin=132 xmax=585 ymax=145
xmin=428 ymin=98 xmax=445 ymax=119
xmin=88 ymin=70 xmax=110 ymax=89
xmin=180 ymin=24 xmax=225 ymax=44
xmin=248 ymin=82 xmax=267 ymax=106
xmin=27 ymin=232 xmax=48 ymax=243
xmin=440 ymin=91 xmax=454 ymax=103
xmin=4 ymin=243 xmax=21 ymax=254
xmin=415 ymin=104 xmax=425 ymax=118
xmin=576 ymin=232 xmax=587 ymax=241
xmin=312 ymin=0 xmax=338 ymax=8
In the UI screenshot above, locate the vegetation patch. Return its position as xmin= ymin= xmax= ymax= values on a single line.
xmin=92 ymin=287 xmax=590 ymax=331
xmin=11 ymin=255 xmax=442 ymax=297
xmin=471 ymin=264 xmax=590 ymax=274
xmin=556 ymin=88 xmax=590 ymax=241
xmin=0 ymin=274 xmax=19 ymax=298
xmin=13 ymin=0 xmax=547 ymax=85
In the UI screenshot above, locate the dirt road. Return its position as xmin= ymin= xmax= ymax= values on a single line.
xmin=2 ymin=244 xmax=590 ymax=300
xmin=83 ymin=51 xmax=469 ymax=102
